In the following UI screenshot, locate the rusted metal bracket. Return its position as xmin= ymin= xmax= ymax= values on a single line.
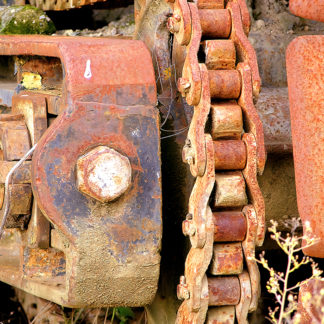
xmin=0 ymin=35 xmax=162 ymax=308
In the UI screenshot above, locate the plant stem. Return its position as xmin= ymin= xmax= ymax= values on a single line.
xmin=278 ymin=245 xmax=293 ymax=324
xmin=111 ymin=308 xmax=116 ymax=323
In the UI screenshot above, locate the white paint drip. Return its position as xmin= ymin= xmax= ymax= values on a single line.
xmin=84 ymin=59 xmax=92 ymax=79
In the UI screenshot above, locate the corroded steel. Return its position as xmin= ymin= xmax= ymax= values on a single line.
xmin=208 ymin=276 xmax=241 ymax=306
xmin=203 ymin=40 xmax=236 ymax=70
xmin=256 ymin=87 xmax=292 ymax=154
xmin=210 ymin=102 xmax=243 ymax=140
xmin=199 ymin=9 xmax=231 ymax=38
xmin=167 ymin=0 xmax=265 ymax=321
xmin=206 ymin=306 xmax=235 ymax=324
xmin=196 ymin=0 xmax=224 ymax=9
xmin=209 ymin=243 xmax=243 ymax=275
xmin=209 ymin=70 xmax=242 ymax=99
xmin=213 ymin=211 xmax=247 ymax=242
xmin=296 ymin=278 xmax=324 ymax=323
xmin=214 ymin=172 xmax=248 ymax=208
xmin=289 ymin=0 xmax=324 ymax=23
xmin=287 ymin=36 xmax=324 ymax=258
xmin=76 ymin=146 xmax=132 ymax=203
xmin=213 ymin=140 xmax=246 ymax=170
xmin=0 ymin=35 xmax=162 ymax=308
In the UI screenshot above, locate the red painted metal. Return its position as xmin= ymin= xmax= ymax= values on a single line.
xmin=290 ymin=0 xmax=324 ymax=23
xmin=287 ymin=36 xmax=324 ymax=258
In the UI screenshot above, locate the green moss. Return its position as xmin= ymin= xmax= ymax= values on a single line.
xmin=0 ymin=5 xmax=56 ymax=34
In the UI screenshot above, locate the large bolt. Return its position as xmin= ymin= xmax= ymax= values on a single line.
xmin=76 ymin=146 xmax=132 ymax=203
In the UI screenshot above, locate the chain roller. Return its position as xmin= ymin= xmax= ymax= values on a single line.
xmin=166 ymin=0 xmax=266 ymax=322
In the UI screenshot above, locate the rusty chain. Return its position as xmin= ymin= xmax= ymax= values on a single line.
xmin=166 ymin=0 xmax=266 ymax=322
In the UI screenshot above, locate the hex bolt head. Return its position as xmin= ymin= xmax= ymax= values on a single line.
xmin=76 ymin=146 xmax=132 ymax=203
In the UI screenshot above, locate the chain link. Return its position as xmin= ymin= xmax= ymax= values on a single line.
xmin=166 ymin=0 xmax=266 ymax=322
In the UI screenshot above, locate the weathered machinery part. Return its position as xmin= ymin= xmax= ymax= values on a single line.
xmin=290 ymin=0 xmax=324 ymax=23
xmin=287 ymin=36 xmax=324 ymax=258
xmin=163 ymin=0 xmax=266 ymax=321
xmin=256 ymin=87 xmax=292 ymax=154
xmin=296 ymin=278 xmax=324 ymax=323
xmin=135 ymin=2 xmax=195 ymax=323
xmin=134 ymin=0 xmax=173 ymax=101
xmin=0 ymin=35 xmax=162 ymax=308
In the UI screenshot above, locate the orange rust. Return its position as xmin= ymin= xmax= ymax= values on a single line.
xmin=214 ymin=171 xmax=247 ymax=208
xmin=18 ymin=57 xmax=62 ymax=89
xmin=210 ymin=101 xmax=243 ymax=140
xmin=290 ymin=0 xmax=324 ymax=23
xmin=208 ymin=276 xmax=240 ymax=306
xmin=206 ymin=306 xmax=235 ymax=324
xmin=297 ymin=278 xmax=324 ymax=322
xmin=1 ymin=121 xmax=31 ymax=161
xmin=210 ymin=243 xmax=243 ymax=275
xmin=213 ymin=211 xmax=247 ymax=242
xmin=213 ymin=140 xmax=246 ymax=170
xmin=209 ymin=70 xmax=241 ymax=99
xmin=287 ymin=36 xmax=324 ymax=257
xmin=23 ymin=248 xmax=65 ymax=278
xmin=196 ymin=0 xmax=224 ymax=9
xmin=199 ymin=9 xmax=231 ymax=39
xmin=204 ymin=40 xmax=236 ymax=70
xmin=227 ymin=2 xmax=261 ymax=97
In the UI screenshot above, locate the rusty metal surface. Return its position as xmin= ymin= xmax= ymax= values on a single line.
xmin=28 ymin=0 xmax=114 ymax=11
xmin=0 ymin=35 xmax=162 ymax=308
xmin=213 ymin=140 xmax=246 ymax=170
xmin=76 ymin=146 xmax=132 ymax=203
xmin=208 ymin=276 xmax=240 ymax=306
xmin=297 ymin=278 xmax=324 ymax=323
xmin=196 ymin=0 xmax=224 ymax=9
xmin=199 ymin=9 xmax=231 ymax=39
xmin=209 ymin=243 xmax=243 ymax=275
xmin=209 ymin=70 xmax=241 ymax=99
xmin=286 ymin=36 xmax=324 ymax=257
xmin=214 ymin=171 xmax=248 ymax=208
xmin=237 ymin=63 xmax=266 ymax=175
xmin=256 ymin=87 xmax=292 ymax=154
xmin=0 ymin=120 xmax=31 ymax=161
xmin=27 ymin=202 xmax=50 ymax=249
xmin=167 ymin=0 xmax=265 ymax=321
xmin=290 ymin=0 xmax=324 ymax=23
xmin=0 ymin=36 xmax=156 ymax=106
xmin=206 ymin=306 xmax=235 ymax=324
xmin=242 ymin=133 xmax=265 ymax=246
xmin=204 ymin=40 xmax=236 ymax=70
xmin=227 ymin=2 xmax=261 ymax=98
xmin=242 ymin=205 xmax=260 ymax=311
xmin=213 ymin=211 xmax=247 ymax=242
xmin=235 ymin=271 xmax=251 ymax=324
xmin=210 ymin=102 xmax=243 ymax=140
